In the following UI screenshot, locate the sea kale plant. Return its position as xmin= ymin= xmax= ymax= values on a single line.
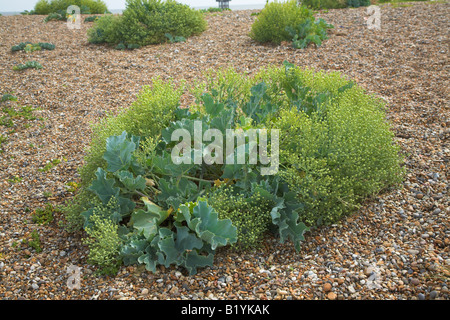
xmin=63 ymin=62 xmax=404 ymax=275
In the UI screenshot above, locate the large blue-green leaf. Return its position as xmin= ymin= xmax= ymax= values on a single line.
xmin=103 ymin=131 xmax=137 ymax=172
xmin=130 ymin=197 xmax=170 ymax=239
xmin=187 ymin=201 xmax=237 ymax=250
xmin=130 ymin=209 xmax=159 ymax=240
xmin=115 ymin=170 xmax=146 ymax=191
xmin=120 ymin=237 xmax=148 ymax=265
xmin=184 ymin=251 xmax=214 ymax=275
xmin=270 ymin=192 xmax=309 ymax=252
xmin=155 ymin=228 xmax=179 ymax=267
xmin=202 ymin=93 xmax=225 ymax=117
xmin=175 ymin=225 xmax=204 ymax=252
xmin=156 ymin=177 xmax=200 ymax=210
xmin=155 ymin=226 xmax=204 ymax=268
xmin=137 ymin=245 xmax=159 ymax=273
xmin=88 ymin=167 xmax=120 ymax=204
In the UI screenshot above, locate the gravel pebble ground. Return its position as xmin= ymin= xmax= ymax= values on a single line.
xmin=0 ymin=2 xmax=448 ymax=300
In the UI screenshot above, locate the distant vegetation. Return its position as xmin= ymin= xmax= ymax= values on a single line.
xmin=87 ymin=0 xmax=207 ymax=47
xmin=199 ymin=7 xmax=231 ymax=13
xmin=33 ymin=0 xmax=109 ymax=15
xmin=301 ymin=0 xmax=429 ymax=9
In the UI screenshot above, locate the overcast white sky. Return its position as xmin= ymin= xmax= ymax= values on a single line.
xmin=0 ymin=0 xmax=267 ymax=12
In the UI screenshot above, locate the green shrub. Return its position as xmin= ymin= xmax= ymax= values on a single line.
xmin=250 ymin=1 xmax=334 ymax=49
xmin=65 ymin=61 xmax=403 ymax=275
xmin=34 ymin=0 xmax=51 ymax=14
xmin=33 ymin=0 xmax=108 ymax=15
xmin=250 ymin=0 xmax=313 ymax=44
xmin=270 ymin=62 xmax=404 ymax=225
xmin=87 ymin=0 xmax=207 ymax=47
xmin=86 ymin=14 xmax=122 ymax=44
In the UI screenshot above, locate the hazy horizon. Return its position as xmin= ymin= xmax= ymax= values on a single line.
xmin=0 ymin=0 xmax=267 ymax=13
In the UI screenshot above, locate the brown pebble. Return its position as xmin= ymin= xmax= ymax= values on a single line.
xmin=323 ymin=283 xmax=332 ymax=292
xmin=327 ymin=292 xmax=337 ymax=300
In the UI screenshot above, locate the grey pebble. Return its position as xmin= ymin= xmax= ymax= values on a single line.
xmin=418 ymin=293 xmax=425 ymax=300
xmin=429 ymin=291 xmax=438 ymax=299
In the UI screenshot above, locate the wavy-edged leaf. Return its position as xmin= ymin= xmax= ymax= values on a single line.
xmin=115 ymin=170 xmax=146 ymax=191
xmin=130 ymin=197 xmax=170 ymax=239
xmin=103 ymin=131 xmax=137 ymax=172
xmin=120 ymin=237 xmax=148 ymax=265
xmin=188 ymin=201 xmax=237 ymax=250
xmin=88 ymin=167 xmax=120 ymax=204
xmin=184 ymin=251 xmax=214 ymax=275
xmin=270 ymin=191 xmax=309 ymax=251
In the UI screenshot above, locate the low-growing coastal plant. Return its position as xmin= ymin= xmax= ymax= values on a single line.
xmin=13 ymin=61 xmax=43 ymax=71
xmin=8 ymin=176 xmax=22 ymax=184
xmin=43 ymin=11 xmax=66 ymax=22
xmin=0 ymin=135 xmax=7 ymax=153
xmin=165 ymin=33 xmax=186 ymax=43
xmin=1 ymin=105 xmax=37 ymax=127
xmin=87 ymin=0 xmax=207 ymax=47
xmin=11 ymin=42 xmax=55 ymax=52
xmin=83 ymin=208 xmax=122 ymax=275
xmin=84 ymin=15 xmax=100 ymax=22
xmin=63 ymin=61 xmax=404 ymax=275
xmin=66 ymin=181 xmax=80 ymax=193
xmin=1 ymin=94 xmax=18 ymax=102
xmin=38 ymin=158 xmax=66 ymax=172
xmin=250 ymin=0 xmax=334 ymax=48
xmin=32 ymin=203 xmax=55 ymax=225
xmin=28 ymin=230 xmax=43 ymax=253
xmin=115 ymin=42 xmax=141 ymax=50
xmin=286 ymin=17 xmax=334 ymax=49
